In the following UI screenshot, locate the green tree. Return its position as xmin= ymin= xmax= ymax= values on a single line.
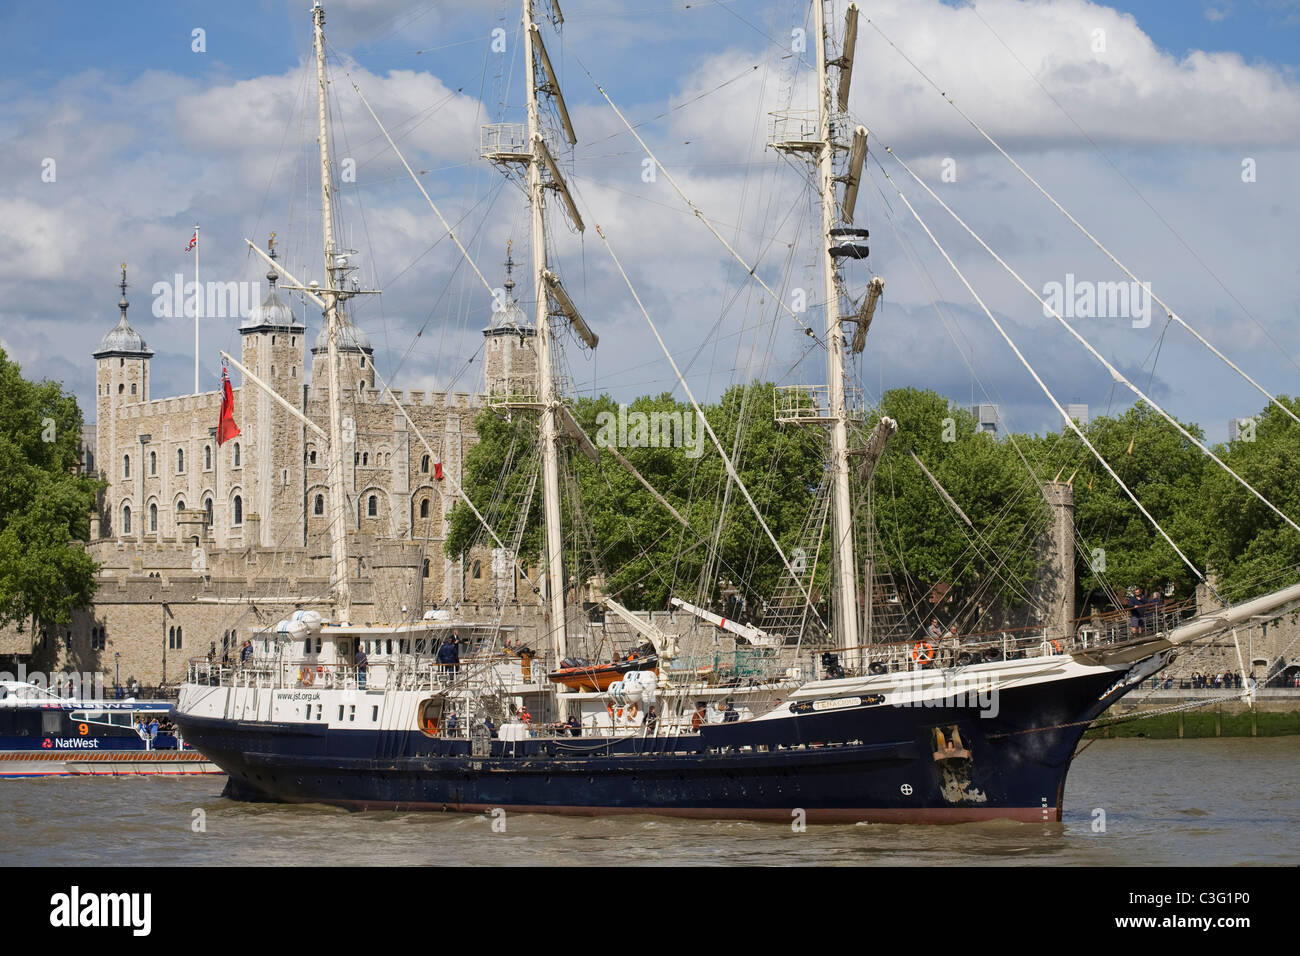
xmin=0 ymin=349 xmax=101 ymax=650
xmin=446 ymin=384 xmax=825 ymax=611
xmin=1201 ymin=397 xmax=1300 ymax=602
xmin=1065 ymin=404 xmax=1208 ymax=605
xmin=868 ymin=387 xmax=1048 ymax=618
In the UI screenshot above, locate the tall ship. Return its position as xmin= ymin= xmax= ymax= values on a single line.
xmin=173 ymin=1 xmax=1300 ymax=822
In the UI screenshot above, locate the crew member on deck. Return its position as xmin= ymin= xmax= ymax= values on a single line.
xmin=437 ymin=635 xmax=460 ymax=680
xmin=355 ymin=642 xmax=369 ymax=689
xmin=692 ymin=702 xmax=707 ymax=732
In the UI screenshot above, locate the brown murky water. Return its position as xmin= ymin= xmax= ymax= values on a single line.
xmin=3 ymin=738 xmax=1297 ymax=866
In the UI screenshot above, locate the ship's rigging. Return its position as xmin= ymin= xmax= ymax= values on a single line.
xmin=169 ymin=1 xmax=1300 ymax=825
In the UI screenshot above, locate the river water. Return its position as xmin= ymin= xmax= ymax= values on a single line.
xmin=3 ymin=738 xmax=1296 ymax=866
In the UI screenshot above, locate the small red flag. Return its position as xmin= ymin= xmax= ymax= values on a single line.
xmin=185 ymin=230 xmax=198 ymax=253
xmin=433 ymin=461 xmax=444 ymax=481
xmin=217 ymin=369 xmax=241 ymax=446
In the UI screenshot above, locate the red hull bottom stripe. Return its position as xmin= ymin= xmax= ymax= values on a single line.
xmin=310 ymin=800 xmax=1060 ymax=824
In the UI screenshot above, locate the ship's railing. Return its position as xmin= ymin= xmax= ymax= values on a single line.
xmin=774 ymin=383 xmax=865 ymax=424
xmin=801 ymin=598 xmax=1205 ymax=679
xmin=662 ymin=649 xmax=801 ymax=688
xmin=480 ymin=123 xmax=530 ymax=162
xmin=186 ymin=649 xmax=550 ymax=694
xmin=768 ymin=110 xmax=820 ymax=151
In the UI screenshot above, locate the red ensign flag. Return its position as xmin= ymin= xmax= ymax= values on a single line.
xmin=217 ymin=369 xmax=241 ymax=446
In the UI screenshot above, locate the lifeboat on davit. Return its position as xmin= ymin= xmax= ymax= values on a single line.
xmin=547 ymin=645 xmax=659 ymax=692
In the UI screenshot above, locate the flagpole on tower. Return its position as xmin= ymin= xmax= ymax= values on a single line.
xmin=193 ymin=224 xmax=200 ymax=394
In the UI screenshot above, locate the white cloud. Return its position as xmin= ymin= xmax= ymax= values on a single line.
xmin=0 ymin=0 xmax=1297 ymax=443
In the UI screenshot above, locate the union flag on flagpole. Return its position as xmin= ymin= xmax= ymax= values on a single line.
xmin=217 ymin=368 xmax=241 ymax=446
xmin=185 ymin=229 xmax=198 ymax=253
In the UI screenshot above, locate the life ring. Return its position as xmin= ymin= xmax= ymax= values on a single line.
xmin=300 ymin=668 xmax=315 ymax=687
xmin=626 ymin=703 xmax=639 ymax=719
xmin=1050 ymin=640 xmax=1063 ymax=653
xmin=912 ymin=641 xmax=935 ymax=663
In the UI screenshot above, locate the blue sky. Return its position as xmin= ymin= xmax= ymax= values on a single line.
xmin=2 ymin=0 xmax=1299 ymax=445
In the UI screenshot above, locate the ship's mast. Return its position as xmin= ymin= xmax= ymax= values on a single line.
xmin=522 ymin=0 xmax=568 ymax=664
xmin=814 ymin=0 xmax=860 ymax=660
xmin=313 ymin=2 xmax=352 ymax=621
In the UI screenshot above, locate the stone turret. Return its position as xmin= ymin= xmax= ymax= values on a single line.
xmin=240 ymin=239 xmax=308 ymax=547
xmin=483 ymin=242 xmax=537 ymax=399
xmin=94 ymin=264 xmax=153 ymax=536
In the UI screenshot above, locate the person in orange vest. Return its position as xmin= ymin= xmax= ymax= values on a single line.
xmin=691 ymin=701 xmax=707 ymax=732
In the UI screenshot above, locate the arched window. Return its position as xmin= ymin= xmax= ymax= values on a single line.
xmin=309 ymin=450 xmax=317 ymax=465
xmin=419 ymin=498 xmax=429 ymax=518
xmin=233 ymin=495 xmax=243 ymax=525
xmin=472 ymin=559 xmax=482 ymax=580
xmin=149 ymin=451 xmax=156 ymax=475
xmin=314 ymin=494 xmax=324 ymax=516
xmin=118 ymin=384 xmax=124 ymax=394
xmin=233 ymin=443 xmax=241 ymax=467
xmin=204 ymin=498 xmax=213 ymax=524
xmin=168 ymin=626 xmax=174 ymax=649
xmin=122 ymin=504 xmax=131 ymax=534
xmin=176 ymin=448 xmax=184 ymax=473
xmin=177 ymin=499 xmax=185 ymax=511
xmin=123 ymin=455 xmax=130 ymax=478
xmin=362 ymin=452 xmax=369 ymax=466
xmin=175 ymin=626 xmax=182 ymax=649
xmin=367 ymin=495 xmax=377 ymax=517
xmin=422 ymin=558 xmax=430 ymax=579
xmin=130 ymin=383 xmax=137 ymax=395
xmin=149 ymin=502 xmax=157 ymax=532
xmin=421 ymin=454 xmax=430 ymax=473
xmin=204 ymin=445 xmax=211 ymax=470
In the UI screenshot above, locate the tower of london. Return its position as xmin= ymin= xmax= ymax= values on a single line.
xmin=14 ymin=253 xmax=540 ymax=687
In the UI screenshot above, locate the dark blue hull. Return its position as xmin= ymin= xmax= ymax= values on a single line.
xmin=176 ymin=666 xmax=1133 ymax=822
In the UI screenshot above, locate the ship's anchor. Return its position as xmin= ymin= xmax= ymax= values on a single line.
xmin=933 ymin=725 xmax=971 ymax=762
